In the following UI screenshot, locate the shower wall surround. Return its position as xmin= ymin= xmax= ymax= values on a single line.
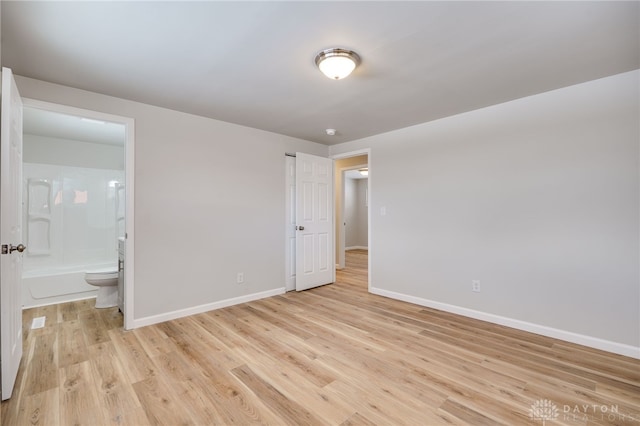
xmin=22 ymin=163 xmax=124 ymax=307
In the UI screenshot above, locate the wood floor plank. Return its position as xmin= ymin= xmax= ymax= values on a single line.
xmin=57 ymin=319 xmax=88 ymax=368
xmin=596 ymin=380 xmax=640 ymax=407
xmin=97 ymin=306 xmax=124 ymax=331
xmin=172 ymin=380 xmax=231 ymax=425
xmin=523 ymin=381 xmax=640 ymax=422
xmin=191 ymin=311 xmax=250 ymax=350
xmin=1 ymin=396 xmax=8 ymax=425
xmin=381 ymin=348 xmax=528 ymax=398
xmin=156 ymin=319 xmax=240 ymax=378
xmin=245 ymin=356 xmax=355 ymax=425
xmin=325 ymin=375 xmax=459 ymax=425
xmin=108 ymin=329 xmax=156 ymax=384
xmin=243 ymin=303 xmax=317 ymax=340
xmin=87 ymin=341 xmax=146 ymax=425
xmin=12 ymin=388 xmax=60 ymax=426
xmin=79 ymin=309 xmax=111 ymax=346
xmin=131 ymin=375 xmax=195 ymax=426
xmin=157 ymin=349 xmax=286 ymax=425
xmin=133 ymin=324 xmax=174 ymax=359
xmin=231 ymin=363 xmax=325 ymax=426
xmin=440 ymin=398 xmax=507 ymax=426
xmin=339 ymin=412 xmax=378 ymax=426
xmin=58 ymin=301 xmax=80 ymax=322
xmin=23 ymin=332 xmax=58 ymax=396
xmin=419 ymin=325 xmax=640 ymax=391
xmin=59 ymin=360 xmax=107 ymax=426
xmin=155 ymin=318 xmax=284 ymax=424
xmin=425 ymin=317 xmax=640 ymax=384
xmin=3 ymin=250 xmax=639 ymax=425
xmin=149 ymin=350 xmax=230 ymax=425
xmin=294 ymin=308 xmax=388 ymax=353
xmin=216 ymin=311 xmax=338 ymax=388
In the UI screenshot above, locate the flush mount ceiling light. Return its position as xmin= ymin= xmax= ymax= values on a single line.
xmin=359 ymin=168 xmax=369 ymax=177
xmin=315 ymin=48 xmax=361 ymax=80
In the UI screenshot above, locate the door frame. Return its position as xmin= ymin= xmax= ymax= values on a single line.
xmin=331 ymin=149 xmax=371 ymax=291
xmin=21 ymin=98 xmax=136 ymax=330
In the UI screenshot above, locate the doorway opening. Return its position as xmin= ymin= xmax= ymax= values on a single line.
xmin=21 ymin=99 xmax=135 ymax=330
xmin=338 ymin=249 xmax=369 ymax=292
xmin=333 ymin=149 xmax=371 ymax=291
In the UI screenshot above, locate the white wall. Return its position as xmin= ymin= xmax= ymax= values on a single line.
xmin=24 ymin=134 xmax=125 ymax=170
xmin=15 ymin=75 xmax=328 ymax=324
xmin=330 ymin=71 xmax=640 ymax=355
xmin=344 ymin=178 xmax=358 ymax=248
xmin=345 ymin=178 xmax=368 ymax=249
xmin=355 ymin=179 xmax=368 ymax=248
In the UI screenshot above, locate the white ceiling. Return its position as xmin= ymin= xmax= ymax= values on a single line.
xmin=23 ymin=107 xmax=125 ymax=146
xmin=345 ymin=169 xmax=368 ymax=180
xmin=3 ymin=2 xmax=638 ymax=145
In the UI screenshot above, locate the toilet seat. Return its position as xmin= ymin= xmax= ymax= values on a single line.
xmin=85 ymin=267 xmax=118 ymax=281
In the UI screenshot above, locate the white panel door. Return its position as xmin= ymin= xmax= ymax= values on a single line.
xmin=1 ymin=67 xmax=24 ymax=400
xmin=295 ymin=153 xmax=334 ymax=291
xmin=284 ymin=156 xmax=296 ymax=291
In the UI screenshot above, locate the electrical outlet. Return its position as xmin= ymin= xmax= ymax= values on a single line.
xmin=472 ymin=280 xmax=481 ymax=292
xmin=237 ymin=272 xmax=244 ymax=284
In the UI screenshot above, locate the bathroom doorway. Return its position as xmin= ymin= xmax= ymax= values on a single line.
xmin=21 ymin=99 xmax=135 ymax=329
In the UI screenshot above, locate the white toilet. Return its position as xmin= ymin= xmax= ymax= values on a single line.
xmin=84 ymin=267 xmax=119 ymax=308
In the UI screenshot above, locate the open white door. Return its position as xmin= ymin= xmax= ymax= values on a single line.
xmin=295 ymin=153 xmax=334 ymax=291
xmin=1 ymin=67 xmax=24 ymax=400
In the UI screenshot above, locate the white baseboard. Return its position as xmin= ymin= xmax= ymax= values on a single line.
xmin=370 ymin=287 xmax=640 ymax=360
xmin=346 ymin=246 xmax=368 ymax=251
xmin=131 ymin=287 xmax=286 ymax=329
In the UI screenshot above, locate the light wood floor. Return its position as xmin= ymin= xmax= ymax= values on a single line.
xmin=2 ymin=249 xmax=639 ymax=425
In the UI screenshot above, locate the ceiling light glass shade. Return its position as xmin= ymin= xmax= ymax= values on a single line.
xmin=359 ymin=168 xmax=369 ymax=176
xmin=315 ymin=48 xmax=361 ymax=80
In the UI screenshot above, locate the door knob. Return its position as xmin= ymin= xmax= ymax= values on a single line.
xmin=297 ymin=226 xmax=305 ymax=231
xmin=10 ymin=244 xmax=26 ymax=253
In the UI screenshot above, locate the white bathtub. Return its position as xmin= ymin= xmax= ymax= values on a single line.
xmin=22 ymin=263 xmax=116 ymax=308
